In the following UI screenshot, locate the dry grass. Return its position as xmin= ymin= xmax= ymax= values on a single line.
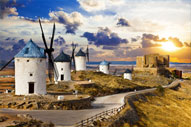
xmin=132 ymin=71 xmax=173 ymax=87
xmin=182 ymin=73 xmax=191 ymax=79
xmin=123 ymin=80 xmax=191 ymax=127
xmin=0 ymin=68 xmax=14 ymax=76
xmin=71 ymin=71 xmax=172 ymax=96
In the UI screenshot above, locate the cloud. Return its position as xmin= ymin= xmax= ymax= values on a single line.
xmin=0 ymin=39 xmax=26 ymax=61
xmin=77 ymin=0 xmax=106 ymax=12
xmin=49 ymin=11 xmax=83 ymax=34
xmin=184 ymin=42 xmax=191 ymax=47
xmin=168 ymin=37 xmax=183 ymax=47
xmin=141 ymin=33 xmax=165 ymax=48
xmin=117 ymin=18 xmax=130 ymax=27
xmin=82 ymin=27 xmax=128 ymax=48
xmin=54 ymin=36 xmax=65 ymax=46
xmin=0 ymin=0 xmax=19 ymax=19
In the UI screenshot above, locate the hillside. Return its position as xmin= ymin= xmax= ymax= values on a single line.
xmin=70 ymin=71 xmax=172 ymax=96
xmin=122 ymin=80 xmax=191 ymax=127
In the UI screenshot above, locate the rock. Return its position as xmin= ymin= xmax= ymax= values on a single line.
xmin=0 ymin=116 xmax=8 ymax=122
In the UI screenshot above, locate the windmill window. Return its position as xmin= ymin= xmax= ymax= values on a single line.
xmin=61 ymin=68 xmax=63 ymax=71
xmin=17 ymin=59 xmax=19 ymax=62
xmin=27 ymin=60 xmax=29 ymax=62
xmin=40 ymin=59 xmax=42 ymax=62
xmin=24 ymin=48 xmax=29 ymax=54
xmin=30 ymin=73 xmax=33 ymax=76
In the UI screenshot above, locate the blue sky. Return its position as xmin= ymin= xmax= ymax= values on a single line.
xmin=0 ymin=0 xmax=191 ymax=63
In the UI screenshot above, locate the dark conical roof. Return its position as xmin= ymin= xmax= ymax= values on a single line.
xmin=54 ymin=51 xmax=71 ymax=62
xmin=15 ymin=39 xmax=46 ymax=58
xmin=75 ymin=49 xmax=86 ymax=56
xmin=124 ymin=69 xmax=132 ymax=73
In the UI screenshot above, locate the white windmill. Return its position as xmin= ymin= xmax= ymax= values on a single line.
xmin=14 ymin=39 xmax=47 ymax=95
xmin=54 ymin=51 xmax=71 ymax=81
xmin=74 ymin=47 xmax=89 ymax=71
xmin=99 ymin=60 xmax=110 ymax=74
xmin=123 ymin=69 xmax=132 ymax=80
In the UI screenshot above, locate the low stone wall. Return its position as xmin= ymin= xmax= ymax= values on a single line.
xmin=0 ymin=97 xmax=92 ymax=110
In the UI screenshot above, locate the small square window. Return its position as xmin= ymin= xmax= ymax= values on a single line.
xmin=30 ymin=73 xmax=33 ymax=76
xmin=17 ymin=59 xmax=19 ymax=62
xmin=61 ymin=68 xmax=63 ymax=71
xmin=27 ymin=60 xmax=29 ymax=62
xmin=40 ymin=59 xmax=42 ymax=62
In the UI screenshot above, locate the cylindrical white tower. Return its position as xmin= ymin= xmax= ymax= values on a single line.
xmin=75 ymin=49 xmax=86 ymax=71
xmin=99 ymin=60 xmax=110 ymax=74
xmin=124 ymin=69 xmax=132 ymax=80
xmin=54 ymin=51 xmax=71 ymax=81
xmin=14 ymin=39 xmax=47 ymax=95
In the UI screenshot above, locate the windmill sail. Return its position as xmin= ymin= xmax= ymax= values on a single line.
xmin=86 ymin=45 xmax=89 ymax=62
xmin=39 ymin=18 xmax=59 ymax=82
xmin=0 ymin=57 xmax=14 ymax=71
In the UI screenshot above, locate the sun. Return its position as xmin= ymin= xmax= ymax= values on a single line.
xmin=161 ymin=41 xmax=179 ymax=52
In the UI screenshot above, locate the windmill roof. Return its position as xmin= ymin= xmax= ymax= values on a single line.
xmin=124 ymin=69 xmax=132 ymax=73
xmin=15 ymin=39 xmax=46 ymax=58
xmin=75 ymin=49 xmax=86 ymax=56
xmin=54 ymin=51 xmax=71 ymax=62
xmin=100 ymin=60 xmax=110 ymax=65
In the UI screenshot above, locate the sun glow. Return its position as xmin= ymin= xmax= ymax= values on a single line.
xmin=161 ymin=41 xmax=179 ymax=52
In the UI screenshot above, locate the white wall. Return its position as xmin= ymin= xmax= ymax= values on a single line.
xmin=124 ymin=73 xmax=132 ymax=80
xmin=15 ymin=58 xmax=46 ymax=95
xmin=55 ymin=62 xmax=71 ymax=81
xmin=75 ymin=56 xmax=86 ymax=71
xmin=99 ymin=65 xmax=109 ymax=74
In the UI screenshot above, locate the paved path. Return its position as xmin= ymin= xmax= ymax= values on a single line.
xmin=0 ymin=80 xmax=180 ymax=127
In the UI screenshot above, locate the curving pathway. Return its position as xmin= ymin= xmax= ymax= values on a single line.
xmin=0 ymin=80 xmax=180 ymax=127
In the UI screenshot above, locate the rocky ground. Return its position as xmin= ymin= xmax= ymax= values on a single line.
xmin=0 ymin=93 xmax=91 ymax=110
xmin=0 ymin=112 xmax=54 ymax=127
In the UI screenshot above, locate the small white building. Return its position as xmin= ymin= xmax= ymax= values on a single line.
xmin=15 ymin=39 xmax=47 ymax=95
xmin=99 ymin=60 xmax=110 ymax=74
xmin=124 ymin=69 xmax=132 ymax=80
xmin=54 ymin=51 xmax=71 ymax=81
xmin=75 ymin=49 xmax=86 ymax=71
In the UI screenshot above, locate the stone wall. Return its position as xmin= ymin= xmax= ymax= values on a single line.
xmin=0 ymin=97 xmax=91 ymax=110
xmin=136 ymin=54 xmax=169 ymax=68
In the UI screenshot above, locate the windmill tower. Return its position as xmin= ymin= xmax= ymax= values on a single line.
xmin=54 ymin=51 xmax=71 ymax=81
xmin=99 ymin=60 xmax=110 ymax=74
xmin=123 ymin=69 xmax=132 ymax=80
xmin=15 ymin=39 xmax=46 ymax=95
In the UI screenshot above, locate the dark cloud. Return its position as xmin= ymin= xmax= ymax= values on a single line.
xmin=49 ymin=11 xmax=82 ymax=34
xmin=117 ymin=18 xmax=130 ymax=27
xmin=0 ymin=39 xmax=26 ymax=61
xmin=131 ymin=38 xmax=137 ymax=42
xmin=168 ymin=37 xmax=183 ymax=47
xmin=82 ymin=27 xmax=128 ymax=48
xmin=5 ymin=37 xmax=16 ymax=41
xmin=102 ymin=46 xmax=117 ymax=50
xmin=184 ymin=42 xmax=191 ymax=47
xmin=0 ymin=0 xmax=19 ymax=19
xmin=12 ymin=39 xmax=25 ymax=51
xmin=141 ymin=33 xmax=164 ymax=48
xmin=54 ymin=36 xmax=65 ymax=46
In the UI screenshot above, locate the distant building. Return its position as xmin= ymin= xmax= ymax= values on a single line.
xmin=15 ymin=39 xmax=46 ymax=95
xmin=99 ymin=60 xmax=110 ymax=74
xmin=54 ymin=51 xmax=71 ymax=81
xmin=136 ymin=54 xmax=169 ymax=68
xmin=135 ymin=54 xmax=170 ymax=75
xmin=75 ymin=49 xmax=86 ymax=71
xmin=124 ymin=69 xmax=132 ymax=80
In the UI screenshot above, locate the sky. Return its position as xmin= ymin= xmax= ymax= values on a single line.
xmin=0 ymin=0 xmax=191 ymax=63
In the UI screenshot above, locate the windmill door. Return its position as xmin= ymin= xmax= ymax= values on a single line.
xmin=29 ymin=82 xmax=34 ymax=94
xmin=61 ymin=75 xmax=64 ymax=80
